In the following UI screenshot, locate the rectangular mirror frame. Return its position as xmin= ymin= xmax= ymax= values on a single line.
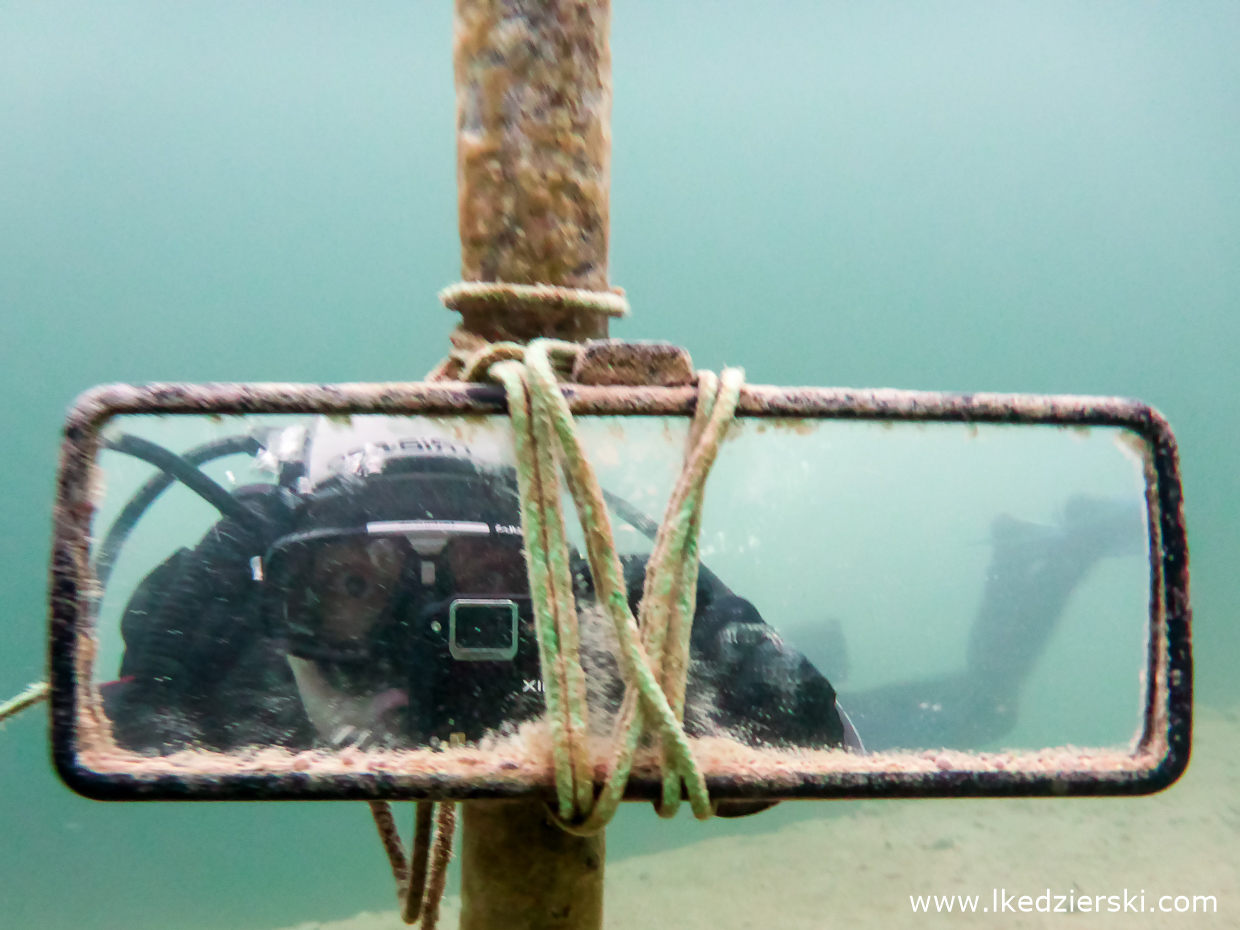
xmin=49 ymin=381 xmax=1191 ymax=802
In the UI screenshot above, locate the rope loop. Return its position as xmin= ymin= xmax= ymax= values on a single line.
xmin=439 ymin=281 xmax=630 ymax=319
xmin=370 ymin=800 xmax=457 ymax=927
xmin=459 ymin=341 xmax=527 ymax=383
xmin=486 ymin=338 xmax=744 ymax=833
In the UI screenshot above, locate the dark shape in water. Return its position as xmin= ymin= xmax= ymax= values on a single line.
xmin=839 ymin=495 xmax=1146 ymax=751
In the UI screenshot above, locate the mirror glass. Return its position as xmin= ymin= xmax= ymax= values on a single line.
xmin=79 ymin=412 xmax=1153 ymax=782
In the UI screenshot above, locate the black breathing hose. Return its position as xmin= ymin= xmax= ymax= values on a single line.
xmin=95 ymin=434 xmax=265 ymax=590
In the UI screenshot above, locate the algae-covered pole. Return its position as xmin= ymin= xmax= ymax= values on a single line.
xmin=461 ymin=802 xmax=605 ymax=930
xmin=450 ymin=0 xmax=618 ymax=343
xmin=452 ymin=2 xmax=612 ymax=928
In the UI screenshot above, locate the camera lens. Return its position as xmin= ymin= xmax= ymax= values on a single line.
xmin=448 ymin=599 xmax=519 ymax=661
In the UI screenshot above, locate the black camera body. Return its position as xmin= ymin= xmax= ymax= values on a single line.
xmin=259 ymin=455 xmax=556 ymax=748
xmin=371 ymin=594 xmax=546 ymax=747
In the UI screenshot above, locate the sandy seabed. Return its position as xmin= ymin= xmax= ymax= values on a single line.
xmin=273 ymin=708 xmax=1239 ymax=929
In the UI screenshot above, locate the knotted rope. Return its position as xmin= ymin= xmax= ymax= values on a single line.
xmin=477 ymin=339 xmax=743 ymax=832
xmin=373 ymin=335 xmax=741 ymax=912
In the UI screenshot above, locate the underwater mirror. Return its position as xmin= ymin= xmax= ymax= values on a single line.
xmin=49 ymin=385 xmax=1189 ymax=802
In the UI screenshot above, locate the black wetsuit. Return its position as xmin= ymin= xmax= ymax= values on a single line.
xmin=106 ymin=484 xmax=313 ymax=753
xmin=104 ymin=483 xmax=847 ymax=755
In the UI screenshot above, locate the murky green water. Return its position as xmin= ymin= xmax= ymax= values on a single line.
xmin=2 ymin=2 xmax=1237 ymax=928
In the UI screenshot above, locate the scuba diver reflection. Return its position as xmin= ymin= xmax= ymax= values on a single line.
xmin=99 ymin=420 xmax=1145 ymax=765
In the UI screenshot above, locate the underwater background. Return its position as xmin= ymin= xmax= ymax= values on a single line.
xmin=1 ymin=1 xmax=1237 ymax=927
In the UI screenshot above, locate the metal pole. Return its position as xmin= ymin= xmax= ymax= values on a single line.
xmin=452 ymin=0 xmax=616 ymax=342
xmin=460 ymin=802 xmax=605 ymax=930
xmin=451 ymin=2 xmax=613 ymax=928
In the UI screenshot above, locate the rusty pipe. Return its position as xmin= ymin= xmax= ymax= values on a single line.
xmin=451 ymin=0 xmax=617 ymax=342
xmin=453 ymin=3 xmax=611 ymax=928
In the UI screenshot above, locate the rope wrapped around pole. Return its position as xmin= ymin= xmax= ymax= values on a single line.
xmin=373 ymin=334 xmax=742 ymax=918
xmin=479 ymin=338 xmax=744 ymax=832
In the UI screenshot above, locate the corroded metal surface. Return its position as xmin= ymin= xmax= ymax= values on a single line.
xmin=455 ymin=0 xmax=612 ymax=293
xmin=49 ymin=380 xmax=1191 ymax=803
xmin=460 ymin=802 xmax=605 ymax=930
xmin=571 ymin=340 xmax=695 ymax=387
xmin=54 ymin=378 xmax=1208 ymax=432
xmin=451 ymin=6 xmax=616 ymax=922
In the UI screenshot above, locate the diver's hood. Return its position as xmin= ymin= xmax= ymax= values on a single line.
xmin=296 ymin=463 xmax=522 ymax=535
xmin=275 ymin=414 xmax=524 ymax=532
xmin=304 ymin=415 xmax=515 ymax=490
xmin=261 ymin=418 xmax=530 ymax=735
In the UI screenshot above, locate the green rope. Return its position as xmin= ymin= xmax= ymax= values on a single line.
xmin=0 ymin=681 xmax=49 ymax=724
xmin=474 ymin=339 xmax=744 ymax=833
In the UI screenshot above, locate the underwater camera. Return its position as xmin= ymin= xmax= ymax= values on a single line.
xmin=260 ymin=456 xmax=548 ymax=749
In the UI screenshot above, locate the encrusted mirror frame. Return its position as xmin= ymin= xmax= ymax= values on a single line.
xmin=49 ymin=381 xmax=1190 ymax=802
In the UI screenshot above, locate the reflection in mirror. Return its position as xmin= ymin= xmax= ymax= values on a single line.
xmin=82 ymin=412 xmax=1152 ymax=780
